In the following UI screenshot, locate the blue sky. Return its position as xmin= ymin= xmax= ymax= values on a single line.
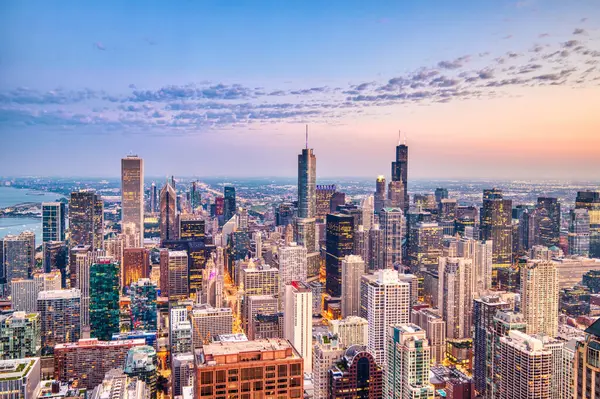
xmin=1 ymin=1 xmax=599 ymax=179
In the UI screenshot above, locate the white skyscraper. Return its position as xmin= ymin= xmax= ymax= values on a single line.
xmin=313 ymin=333 xmax=345 ymax=399
xmin=284 ymin=281 xmax=313 ymax=372
xmin=328 ymin=316 xmax=369 ymax=347
xmin=361 ymin=195 xmax=375 ymax=232
xmin=361 ymin=269 xmax=410 ymax=365
xmin=521 ymin=259 xmax=559 ymax=337
xmin=385 ymin=324 xmax=434 ymax=399
xmin=341 ymin=255 xmax=365 ymax=318
xmin=278 ymin=243 xmax=307 ymax=300
xmin=121 ymin=155 xmax=144 ymax=248
xmin=439 ymin=257 xmax=473 ymax=339
xmin=457 ymin=238 xmax=493 ymax=295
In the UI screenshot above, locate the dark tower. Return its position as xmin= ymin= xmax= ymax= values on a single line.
xmin=391 ymin=132 xmax=409 ymax=214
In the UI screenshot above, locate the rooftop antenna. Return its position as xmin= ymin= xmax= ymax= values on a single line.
xmin=305 ymin=124 xmax=309 ymax=149
xmin=398 ymin=130 xmax=401 ymax=145
xmin=404 ymin=130 xmax=407 ymax=145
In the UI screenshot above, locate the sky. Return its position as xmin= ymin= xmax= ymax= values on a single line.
xmin=1 ymin=0 xmax=599 ymax=179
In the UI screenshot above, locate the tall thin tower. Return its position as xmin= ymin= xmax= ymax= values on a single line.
xmin=298 ymin=125 xmax=316 ymax=219
xmin=391 ymin=131 xmax=409 ymax=214
xmin=121 ymin=155 xmax=144 ymax=247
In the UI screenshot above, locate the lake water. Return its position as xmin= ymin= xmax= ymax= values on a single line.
xmin=0 ymin=187 xmax=65 ymax=245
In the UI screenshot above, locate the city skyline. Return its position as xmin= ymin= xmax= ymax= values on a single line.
xmin=1 ymin=1 xmax=600 ymax=179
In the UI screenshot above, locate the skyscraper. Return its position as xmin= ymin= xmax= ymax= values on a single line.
xmin=368 ymin=223 xmax=384 ymax=270
xmin=328 ymin=316 xmax=369 ymax=347
xmin=38 ymin=288 xmax=81 ymax=355
xmin=278 ymin=243 xmax=307 ymax=301
xmin=385 ymin=324 xmax=434 ymax=399
xmin=159 ymin=181 xmax=177 ymax=243
xmin=374 ymin=176 xmax=386 ymax=214
xmin=284 ymin=281 xmax=313 ymax=372
xmin=391 ymin=136 xmax=409 ymax=214
xmin=326 ymin=213 xmax=354 ymax=298
xmin=480 ymin=188 xmax=513 ymax=277
xmin=435 ymin=188 xmax=449 ymax=204
xmin=189 ymin=305 xmax=233 ymax=347
xmin=361 ymin=195 xmax=375 ymax=231
xmin=407 ymin=221 xmax=442 ymax=273
xmin=361 ymin=269 xmax=410 ymax=365
xmin=149 ymin=181 xmax=158 ymax=213
xmin=521 ymin=259 xmax=559 ymax=337
xmin=313 ymin=333 xmax=345 ymax=399
xmin=69 ymin=190 xmax=104 ymax=250
xmin=575 ymin=191 xmax=600 ymax=257
xmin=298 ymin=134 xmax=316 ymax=219
xmin=121 ymin=156 xmax=144 ymax=247
xmin=316 ymin=184 xmax=336 ymax=218
xmin=439 ymin=257 xmax=473 ymax=339
xmin=568 ymin=208 xmax=590 ymax=256
xmin=379 ymin=207 xmax=405 ymax=269
xmin=411 ymin=308 xmax=446 ymax=365
xmin=2 ymin=232 xmax=35 ymax=293
xmin=122 ymin=248 xmax=150 ymax=289
xmin=130 ymin=278 xmax=158 ymax=331
xmin=341 ymin=255 xmax=365 ymax=318
xmin=0 ymin=311 xmax=40 ymax=360
xmin=42 ymin=202 xmax=66 ymax=242
xmin=89 ymin=258 xmax=120 ymax=341
xmin=498 ymin=331 xmax=558 ymax=399
xmin=123 ymin=346 xmax=158 ymax=399
xmin=574 ymin=318 xmax=600 ymax=398
xmin=223 ymin=186 xmax=236 ymax=222
xmin=536 ymin=197 xmax=561 ymax=247
xmin=167 ymin=250 xmax=189 ymax=302
xmin=328 ymin=346 xmax=383 ymax=398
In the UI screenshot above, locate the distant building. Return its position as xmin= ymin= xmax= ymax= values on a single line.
xmin=0 ymin=312 xmax=40 ymax=360
xmin=159 ymin=182 xmax=177 ymax=243
xmin=121 ymin=156 xmax=145 ymax=247
xmin=42 ymin=202 xmax=66 ymax=243
xmin=379 ymin=208 xmax=404 ymax=268
xmin=69 ymin=190 xmax=103 ymax=250
xmin=341 ymin=255 xmax=365 ymax=318
xmin=480 ymin=188 xmax=512 ymax=276
xmin=575 ymin=191 xmax=600 ymax=257
xmin=122 ymin=248 xmax=150 ymax=289
xmin=411 ymin=308 xmax=446 ymax=365
xmin=326 ymin=213 xmax=354 ymax=298
xmin=574 ymin=318 xmax=600 ymax=398
xmin=568 ymin=209 xmax=590 ymax=256
xmin=284 ymin=281 xmax=313 ymax=373
xmin=90 ymin=258 xmax=120 ymax=341
xmin=521 ymin=260 xmax=559 ymax=337
xmin=129 ymin=279 xmax=157 ymax=331
xmin=190 ymin=305 xmax=233 ymax=347
xmin=2 ymin=232 xmax=35 ymax=294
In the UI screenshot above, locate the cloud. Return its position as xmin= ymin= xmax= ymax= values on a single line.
xmin=144 ymin=37 xmax=158 ymax=46
xmin=438 ymin=55 xmax=470 ymax=70
xmin=503 ymin=35 xmax=514 ymax=40
xmin=563 ymin=40 xmax=580 ymax=48
xmin=573 ymin=28 xmax=587 ymax=35
xmin=0 ymin=87 xmax=99 ymax=104
xmin=580 ymin=18 xmax=588 ymax=23
xmin=538 ymin=33 xmax=550 ymax=38
xmin=94 ymin=42 xmax=106 ymax=51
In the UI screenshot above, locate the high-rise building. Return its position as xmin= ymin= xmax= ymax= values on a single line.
xmin=569 ymin=208 xmax=590 ymax=256
xmin=72 ymin=247 xmax=106 ymax=328
xmin=498 ymin=331 xmax=557 ymax=399
xmin=190 ymin=305 xmax=233 ymax=347
xmin=361 ymin=269 xmax=410 ymax=364
xmin=69 ymin=190 xmax=104 ymax=250
xmin=54 ymin=338 xmax=146 ymax=390
xmin=121 ymin=156 xmax=144 ymax=247
xmin=435 ymin=188 xmax=449 ymax=204
xmin=0 ymin=311 xmax=40 ymax=360
xmin=375 ymin=176 xmax=386 ymax=214
xmin=316 ymin=184 xmax=336 ymax=218
xmin=407 ymin=221 xmax=442 ymax=273
xmin=379 ymin=207 xmax=404 ymax=268
xmin=89 ymin=258 xmax=120 ymax=341
xmin=159 ymin=182 xmax=177 ymax=243
xmin=42 ymin=240 xmax=67 ymax=278
xmin=38 ymin=289 xmax=81 ymax=355
xmin=123 ymin=345 xmax=157 ymax=399
xmin=411 ymin=308 xmax=446 ymax=365
xmin=194 ymin=338 xmax=304 ymax=398
xmin=284 ymin=281 xmax=313 ymax=372
xmin=278 ymin=243 xmax=307 ymax=301
xmin=326 ymin=213 xmax=354 ymax=298
xmin=361 ymin=195 xmax=375 ymax=231
xmin=368 ymin=223 xmax=384 ymax=270
xmin=166 ymin=250 xmax=189 ymax=302
xmin=244 ymin=295 xmax=278 ymax=339
xmin=387 ymin=180 xmax=405 ymax=210
xmin=223 ymin=186 xmax=236 ymax=222
xmin=130 ymin=278 xmax=157 ymax=331
xmin=391 ymin=138 xmax=409 ymax=214
xmin=2 ymin=232 xmax=35 ymax=293
xmin=521 ymin=259 xmax=559 ymax=337
xmin=472 ymin=295 xmax=511 ymax=397
xmin=150 ymin=181 xmax=158 ymax=213
xmin=385 ymin=324 xmax=434 ymax=399
xmin=536 ymin=197 xmax=561 ymax=247
xmin=313 ymin=333 xmax=345 ymax=399
xmin=11 ymin=271 xmax=61 ymax=312
xmin=341 ymin=255 xmax=365 ymax=318
xmin=42 ymin=202 xmax=66 ymax=243
xmin=178 ymin=215 xmax=205 ymax=241
xmin=439 ymin=257 xmax=473 ymax=340
xmin=480 ymin=189 xmax=513 ymax=275
xmin=190 ymin=181 xmax=201 ymax=211
xmin=328 ymin=316 xmax=369 ymax=347
xmin=122 ymin=248 xmax=149 ymax=289
xmin=298 ymin=140 xmax=316 ymax=220
xmin=170 ymin=307 xmax=193 ymax=355
xmin=172 ymin=352 xmax=194 ymax=397
xmin=0 ymin=358 xmax=40 ymax=399
xmin=456 ymin=238 xmax=493 ymax=296
xmin=328 ymin=346 xmax=383 ymax=398
xmin=574 ymin=318 xmax=600 ymax=398
xmin=575 ymin=191 xmax=600 ymax=257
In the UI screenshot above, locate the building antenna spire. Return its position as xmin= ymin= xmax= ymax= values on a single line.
xmin=398 ymin=130 xmax=401 ymax=145
xmin=305 ymin=124 xmax=309 ymax=149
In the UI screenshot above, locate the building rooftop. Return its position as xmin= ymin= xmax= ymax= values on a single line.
xmin=38 ymin=289 xmax=80 ymax=300
xmin=0 ymin=358 xmax=38 ymax=381
xmin=196 ymin=338 xmax=300 ymax=367
xmin=54 ymin=338 xmax=146 ymax=350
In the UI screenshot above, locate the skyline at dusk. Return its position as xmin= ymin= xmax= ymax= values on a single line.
xmin=1 ymin=0 xmax=600 ymax=179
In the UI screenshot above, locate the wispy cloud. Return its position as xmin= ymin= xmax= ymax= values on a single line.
xmin=94 ymin=42 xmax=106 ymax=51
